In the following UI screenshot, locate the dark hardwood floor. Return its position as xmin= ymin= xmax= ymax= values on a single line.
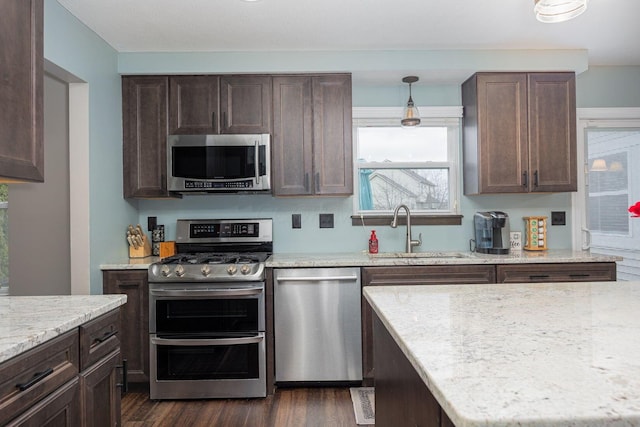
xmin=122 ymin=385 xmax=362 ymax=427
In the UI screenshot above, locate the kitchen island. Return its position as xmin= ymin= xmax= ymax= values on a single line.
xmin=364 ymin=282 xmax=640 ymax=427
xmin=0 ymin=295 xmax=127 ymax=426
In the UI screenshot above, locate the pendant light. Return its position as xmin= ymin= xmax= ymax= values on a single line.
xmin=401 ymin=76 xmax=420 ymax=127
xmin=534 ymin=0 xmax=587 ymax=23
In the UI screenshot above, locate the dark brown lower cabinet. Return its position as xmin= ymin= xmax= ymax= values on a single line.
xmin=0 ymin=310 xmax=123 ymax=426
xmin=102 ymin=270 xmax=149 ymax=383
xmin=361 ymin=265 xmax=496 ymax=385
xmin=373 ymin=312 xmax=453 ymax=427
xmin=79 ymin=350 xmax=121 ymax=427
xmin=497 ymin=262 xmax=616 ymax=283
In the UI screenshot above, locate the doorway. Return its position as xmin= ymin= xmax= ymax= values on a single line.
xmin=575 ymin=110 xmax=640 ymax=281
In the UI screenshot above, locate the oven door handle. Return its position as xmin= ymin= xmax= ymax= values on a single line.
xmin=151 ymin=333 xmax=264 ymax=347
xmin=150 ymin=287 xmax=263 ymax=298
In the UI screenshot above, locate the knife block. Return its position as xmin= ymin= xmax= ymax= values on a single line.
xmin=129 ymin=235 xmax=152 ymax=258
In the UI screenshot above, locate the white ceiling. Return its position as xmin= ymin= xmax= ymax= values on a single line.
xmin=57 ymin=0 xmax=640 ymax=84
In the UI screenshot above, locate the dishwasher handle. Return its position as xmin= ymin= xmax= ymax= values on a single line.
xmin=276 ymin=275 xmax=359 ymax=282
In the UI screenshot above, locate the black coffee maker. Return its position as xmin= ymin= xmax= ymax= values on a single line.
xmin=473 ymin=211 xmax=510 ymax=254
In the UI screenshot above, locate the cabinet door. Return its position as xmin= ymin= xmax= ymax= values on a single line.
xmin=528 ymin=72 xmax=577 ymax=192
xmin=272 ymin=76 xmax=313 ymax=195
xmin=312 ymin=75 xmax=353 ymax=195
xmin=0 ymin=0 xmax=44 ymax=182
xmin=476 ymin=73 xmax=529 ymax=193
xmin=102 ymin=270 xmax=149 ymax=383
xmin=5 ymin=379 xmax=80 ymax=427
xmin=361 ymin=265 xmax=496 ymax=385
xmin=220 ymin=75 xmax=271 ymax=134
xmin=169 ymin=75 xmax=220 ymax=134
xmin=122 ymin=76 xmax=169 ymax=198
xmin=79 ymin=350 xmax=121 ymax=427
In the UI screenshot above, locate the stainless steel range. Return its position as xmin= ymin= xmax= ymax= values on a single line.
xmin=148 ymin=218 xmax=272 ymax=400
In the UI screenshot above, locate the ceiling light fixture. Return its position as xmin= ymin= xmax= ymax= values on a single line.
xmin=401 ymin=76 xmax=420 ymax=128
xmin=534 ymin=0 xmax=588 ymax=23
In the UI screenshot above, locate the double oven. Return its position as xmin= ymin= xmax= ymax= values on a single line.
xmin=148 ymin=218 xmax=271 ymax=399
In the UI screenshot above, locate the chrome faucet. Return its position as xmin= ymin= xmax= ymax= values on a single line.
xmin=391 ymin=204 xmax=422 ymax=253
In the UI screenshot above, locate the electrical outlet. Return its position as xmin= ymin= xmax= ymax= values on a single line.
xmin=292 ymin=214 xmax=302 ymax=229
xmin=147 ymin=216 xmax=157 ymax=231
xmin=319 ymin=213 xmax=334 ymax=228
xmin=551 ymin=211 xmax=566 ymax=226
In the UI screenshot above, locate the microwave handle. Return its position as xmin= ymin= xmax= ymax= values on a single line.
xmin=255 ymin=140 xmax=261 ymax=185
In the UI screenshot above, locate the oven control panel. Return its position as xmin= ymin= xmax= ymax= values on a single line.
xmin=191 ymin=222 xmax=258 ymax=238
xmin=176 ymin=218 xmax=273 ymax=243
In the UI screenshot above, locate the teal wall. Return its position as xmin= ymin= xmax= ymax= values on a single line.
xmin=44 ymin=1 xmax=138 ymax=294
xmin=42 ymin=1 xmax=640 ymax=292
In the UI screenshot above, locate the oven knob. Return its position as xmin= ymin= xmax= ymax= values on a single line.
xmin=160 ymin=265 xmax=171 ymax=277
xmin=201 ymin=265 xmax=211 ymax=277
xmin=227 ymin=265 xmax=237 ymax=275
xmin=240 ymin=265 xmax=251 ymax=275
xmin=175 ymin=265 xmax=185 ymax=277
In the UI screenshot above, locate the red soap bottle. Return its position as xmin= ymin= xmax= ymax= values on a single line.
xmin=369 ymin=230 xmax=378 ymax=254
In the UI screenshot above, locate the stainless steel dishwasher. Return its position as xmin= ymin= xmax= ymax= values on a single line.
xmin=274 ymin=267 xmax=362 ymax=384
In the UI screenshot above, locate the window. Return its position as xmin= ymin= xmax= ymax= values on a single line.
xmin=352 ymin=108 xmax=461 ymax=225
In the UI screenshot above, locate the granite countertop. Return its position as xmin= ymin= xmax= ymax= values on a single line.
xmin=99 ymin=250 xmax=621 ymax=270
xmin=364 ymin=282 xmax=640 ymax=427
xmin=0 ymin=295 xmax=127 ymax=364
xmin=266 ymin=249 xmax=621 ymax=268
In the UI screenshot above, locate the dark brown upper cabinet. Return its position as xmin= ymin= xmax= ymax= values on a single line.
xmin=462 ymin=72 xmax=577 ymax=194
xmin=169 ymin=75 xmax=271 ymax=135
xmin=272 ymin=74 xmax=353 ymax=196
xmin=0 ymin=0 xmax=44 ymax=182
xmin=220 ymin=75 xmax=272 ymax=134
xmin=122 ymin=76 xmax=170 ymax=198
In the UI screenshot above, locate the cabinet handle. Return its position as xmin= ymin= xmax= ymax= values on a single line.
xmin=315 ymin=172 xmax=320 ymax=193
xmin=117 ymin=359 xmax=128 ymax=393
xmin=522 ymin=171 xmax=528 ymax=189
xmin=304 ymin=173 xmax=309 ymax=192
xmin=569 ymin=273 xmax=590 ymax=278
xmin=534 ymin=170 xmax=539 ymax=188
xmin=16 ymin=368 xmax=54 ymax=391
xmin=212 ymin=111 xmax=216 ymax=133
xmin=223 ymin=111 xmax=227 ymax=132
xmin=94 ymin=330 xmax=118 ymax=344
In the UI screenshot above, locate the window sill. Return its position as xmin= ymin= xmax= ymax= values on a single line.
xmin=351 ymin=215 xmax=463 ymax=226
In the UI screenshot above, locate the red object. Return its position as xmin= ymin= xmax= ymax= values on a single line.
xmin=369 ymin=230 xmax=378 ymax=254
xmin=629 ymin=201 xmax=640 ymax=217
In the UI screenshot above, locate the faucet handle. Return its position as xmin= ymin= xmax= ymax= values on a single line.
xmin=411 ymin=233 xmax=422 ymax=248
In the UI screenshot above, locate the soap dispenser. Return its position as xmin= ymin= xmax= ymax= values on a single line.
xmin=369 ymin=230 xmax=378 ymax=254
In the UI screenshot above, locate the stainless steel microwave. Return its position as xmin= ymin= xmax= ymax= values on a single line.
xmin=168 ymin=134 xmax=271 ymax=193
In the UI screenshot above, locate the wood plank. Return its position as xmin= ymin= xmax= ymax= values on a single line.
xmin=122 ymin=385 xmax=359 ymax=427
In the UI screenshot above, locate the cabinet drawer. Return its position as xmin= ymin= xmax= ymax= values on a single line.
xmin=79 ymin=310 xmax=120 ymax=371
xmin=497 ymin=262 xmax=616 ymax=283
xmin=5 ymin=378 xmax=80 ymax=427
xmin=363 ymin=265 xmax=496 ymax=286
xmin=0 ymin=330 xmax=79 ymax=426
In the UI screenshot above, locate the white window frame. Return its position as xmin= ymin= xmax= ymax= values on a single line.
xmin=352 ymin=106 xmax=463 ymax=217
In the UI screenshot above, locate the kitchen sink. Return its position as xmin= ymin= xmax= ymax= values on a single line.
xmin=369 ymin=251 xmax=470 ymax=259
